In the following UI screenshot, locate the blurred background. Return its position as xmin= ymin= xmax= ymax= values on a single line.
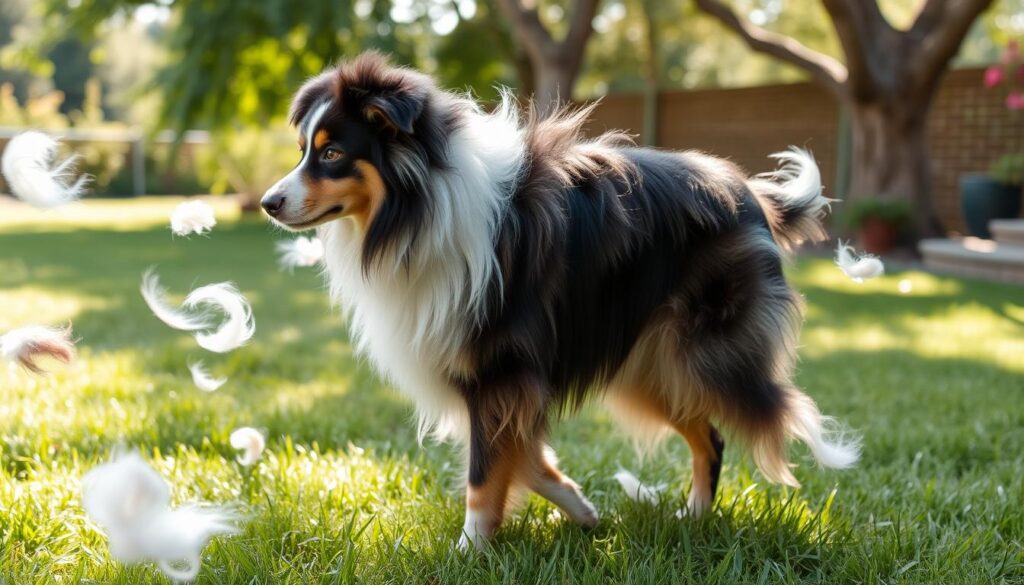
xmin=1 ymin=0 xmax=1023 ymax=274
xmin=2 ymin=4 xmax=1023 ymax=581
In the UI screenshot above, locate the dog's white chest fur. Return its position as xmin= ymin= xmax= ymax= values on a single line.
xmin=316 ymin=100 xmax=526 ymax=442
xmin=319 ymin=224 xmax=470 ymax=440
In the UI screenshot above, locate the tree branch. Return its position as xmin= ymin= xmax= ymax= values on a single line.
xmin=912 ymin=0 xmax=994 ymax=91
xmin=821 ymin=0 xmax=896 ymax=97
xmin=694 ymin=0 xmax=848 ymax=98
xmin=564 ymin=0 xmax=600 ymax=60
xmin=495 ymin=0 xmax=558 ymax=62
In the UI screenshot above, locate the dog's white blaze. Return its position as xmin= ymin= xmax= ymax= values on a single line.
xmin=264 ymin=101 xmax=331 ymax=217
xmin=320 ymin=95 xmax=526 ymax=442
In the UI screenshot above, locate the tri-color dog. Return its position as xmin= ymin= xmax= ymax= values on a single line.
xmin=262 ymin=52 xmax=859 ymax=549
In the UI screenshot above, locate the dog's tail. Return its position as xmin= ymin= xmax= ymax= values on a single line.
xmin=744 ymin=387 xmax=861 ymax=487
xmin=746 ymin=147 xmax=831 ymax=251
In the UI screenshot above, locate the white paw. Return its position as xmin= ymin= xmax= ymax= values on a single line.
xmin=573 ymin=498 xmax=600 ymax=528
xmin=456 ymin=531 xmax=487 ymax=551
xmin=684 ymin=490 xmax=712 ymax=517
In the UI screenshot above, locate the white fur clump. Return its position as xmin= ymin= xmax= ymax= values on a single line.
xmin=170 ymin=200 xmax=217 ymax=237
xmin=187 ymin=361 xmax=225 ymax=392
xmin=275 ymin=236 xmax=324 ymax=270
xmin=183 ymin=283 xmax=255 ymax=353
xmin=140 ymin=270 xmax=213 ymax=331
xmin=229 ymin=427 xmax=265 ymax=466
xmin=1 ymin=324 xmax=75 ymax=374
xmin=835 ymin=241 xmax=885 ymax=283
xmin=1 ymin=131 xmax=89 ymax=208
xmin=614 ymin=469 xmax=666 ymax=505
xmin=82 ymin=452 xmax=239 ymax=582
xmin=140 ymin=270 xmax=255 ymax=353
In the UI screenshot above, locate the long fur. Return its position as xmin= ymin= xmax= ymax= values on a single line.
xmin=284 ymin=53 xmax=858 ymax=497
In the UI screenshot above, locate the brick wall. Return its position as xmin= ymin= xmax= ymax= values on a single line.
xmin=586 ymin=68 xmax=1023 ymax=233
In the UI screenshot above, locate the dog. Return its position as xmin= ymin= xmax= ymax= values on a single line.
xmin=261 ymin=52 xmax=859 ymax=549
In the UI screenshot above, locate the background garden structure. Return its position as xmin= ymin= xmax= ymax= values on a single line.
xmin=586 ymin=67 xmax=1020 ymax=234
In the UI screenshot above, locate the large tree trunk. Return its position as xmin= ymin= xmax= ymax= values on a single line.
xmin=533 ymin=59 xmax=576 ymax=116
xmin=846 ymin=99 xmax=941 ymax=238
xmin=640 ymin=0 xmax=660 ymax=146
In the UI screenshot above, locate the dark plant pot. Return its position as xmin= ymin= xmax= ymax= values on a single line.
xmin=960 ymin=174 xmax=1022 ymax=239
xmin=857 ymin=216 xmax=899 ymax=255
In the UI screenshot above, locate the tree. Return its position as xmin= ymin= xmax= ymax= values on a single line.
xmin=496 ymin=0 xmax=601 ymax=115
xmin=42 ymin=0 xmax=422 ymax=131
xmin=695 ymin=0 xmax=995 ymax=236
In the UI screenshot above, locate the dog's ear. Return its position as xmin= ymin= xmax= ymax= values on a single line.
xmin=362 ymin=86 xmax=427 ymax=135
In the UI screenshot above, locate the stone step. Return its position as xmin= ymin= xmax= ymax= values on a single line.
xmin=990 ymin=219 xmax=1024 ymax=245
xmin=918 ymin=237 xmax=1024 ymax=284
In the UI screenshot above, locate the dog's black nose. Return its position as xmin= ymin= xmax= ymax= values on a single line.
xmin=261 ymin=193 xmax=286 ymax=216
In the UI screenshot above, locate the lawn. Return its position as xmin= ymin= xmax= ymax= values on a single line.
xmin=1 ymin=199 xmax=1022 ymax=584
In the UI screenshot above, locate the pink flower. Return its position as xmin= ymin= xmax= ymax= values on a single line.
xmin=1007 ymin=91 xmax=1024 ymax=111
xmin=984 ymin=66 xmax=1004 ymax=88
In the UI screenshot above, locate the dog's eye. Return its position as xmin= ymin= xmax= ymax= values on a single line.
xmin=322 ymin=148 xmax=343 ymax=162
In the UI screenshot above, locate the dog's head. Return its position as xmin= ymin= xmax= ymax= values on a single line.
xmin=262 ymin=52 xmax=446 ymax=239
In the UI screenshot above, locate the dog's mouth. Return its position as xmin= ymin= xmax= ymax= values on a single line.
xmin=278 ymin=205 xmax=345 ymax=230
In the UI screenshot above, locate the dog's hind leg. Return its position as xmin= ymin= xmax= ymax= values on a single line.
xmin=605 ymin=388 xmax=725 ymax=516
xmin=674 ymin=419 xmax=725 ymax=516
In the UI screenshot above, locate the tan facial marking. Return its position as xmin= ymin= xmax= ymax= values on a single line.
xmin=301 ymin=160 xmax=387 ymax=228
xmin=313 ymin=129 xmax=330 ymax=151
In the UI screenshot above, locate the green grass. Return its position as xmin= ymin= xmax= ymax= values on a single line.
xmin=1 ymin=199 xmax=1022 ymax=583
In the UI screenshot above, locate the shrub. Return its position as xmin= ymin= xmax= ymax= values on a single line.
xmin=989 ymin=153 xmax=1024 ymax=186
xmin=841 ymin=198 xmax=912 ymax=229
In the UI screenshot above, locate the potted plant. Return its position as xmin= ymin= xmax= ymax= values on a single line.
xmin=842 ymin=198 xmax=911 ymax=255
xmin=962 ymin=153 xmax=1024 ymax=238
xmin=961 ymin=41 xmax=1024 ymax=239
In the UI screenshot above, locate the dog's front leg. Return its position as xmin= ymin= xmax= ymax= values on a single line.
xmin=457 ymin=371 xmax=545 ymax=550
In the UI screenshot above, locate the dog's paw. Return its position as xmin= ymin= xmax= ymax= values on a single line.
xmin=573 ymin=498 xmax=600 ymax=528
xmin=679 ymin=491 xmax=712 ymax=518
xmin=456 ymin=531 xmax=487 ymax=552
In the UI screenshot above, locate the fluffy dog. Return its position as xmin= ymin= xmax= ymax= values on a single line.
xmin=262 ymin=52 xmax=859 ymax=549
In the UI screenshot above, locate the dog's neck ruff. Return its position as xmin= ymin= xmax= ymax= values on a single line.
xmin=319 ymin=95 xmax=525 ymax=441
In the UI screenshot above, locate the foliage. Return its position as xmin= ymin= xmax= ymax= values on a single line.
xmin=38 ymin=0 xmax=423 ymax=132
xmin=989 ymin=153 xmax=1024 ymax=186
xmin=195 ymin=125 xmax=299 ymax=199
xmin=0 ymin=80 xmax=127 ymax=191
xmin=2 ymin=206 xmax=1023 ymax=581
xmin=841 ymin=198 xmax=913 ymax=229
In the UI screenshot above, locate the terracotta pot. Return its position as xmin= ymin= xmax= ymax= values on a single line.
xmin=857 ymin=216 xmax=899 ymax=255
